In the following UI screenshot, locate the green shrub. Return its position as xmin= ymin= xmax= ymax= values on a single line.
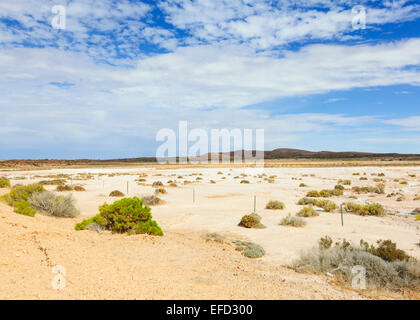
xmin=360 ymin=239 xmax=410 ymax=262
xmin=233 ymin=240 xmax=265 ymax=258
xmin=265 ymin=200 xmax=285 ymax=210
xmin=296 ymin=206 xmax=319 ymax=217
xmin=0 ymin=177 xmax=11 ymax=188
xmin=238 ymin=213 xmax=266 ymax=229
xmin=109 ymin=190 xmax=125 ymax=197
xmin=13 ymin=200 xmax=36 ymax=217
xmin=334 ymin=184 xmax=345 ymax=190
xmin=280 ymin=214 xmax=306 ymax=227
xmin=1 ymin=183 xmax=46 ymax=206
xmin=76 ymin=197 xmax=163 ymax=236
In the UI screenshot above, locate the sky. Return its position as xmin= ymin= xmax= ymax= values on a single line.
xmin=0 ymin=0 xmax=419 ymax=159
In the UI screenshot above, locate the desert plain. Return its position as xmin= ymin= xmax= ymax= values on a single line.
xmin=1 ymin=161 xmax=419 ymax=300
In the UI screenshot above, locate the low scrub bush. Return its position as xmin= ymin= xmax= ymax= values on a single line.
xmin=152 ymin=181 xmax=163 ymax=187
xmin=299 ymin=183 xmax=307 ymax=187
xmin=141 ymin=194 xmax=163 ymax=206
xmin=314 ymin=199 xmax=338 ymax=212
xmin=238 ymin=213 xmax=266 ymax=229
xmin=240 ymin=180 xmax=250 ymax=184
xmin=1 ymin=183 xmax=45 ymax=206
xmin=74 ymin=185 xmax=86 ymax=191
xmin=56 ymin=185 xmax=73 ymax=191
xmin=334 ymin=184 xmax=344 ymax=190
xmin=297 ymin=197 xmax=316 ymax=205
xmin=13 ymin=200 xmax=36 ymax=217
xmin=76 ymin=197 xmax=163 ymax=236
xmin=306 ymin=190 xmax=320 ymax=197
xmin=296 ymin=206 xmax=319 ymax=217
xmin=338 ymin=179 xmax=351 ymax=185
xmin=29 ymin=191 xmax=79 ymax=217
xmin=280 ymin=214 xmax=306 ymax=227
xmin=154 ymin=188 xmax=167 ymax=194
xmin=265 ymin=200 xmax=285 ymax=210
xmin=352 ymin=183 xmax=385 ymax=195
xmin=233 ymin=240 xmax=265 ymax=258
xmin=39 ymin=179 xmax=67 ymax=186
xmin=109 ymin=190 xmax=125 ymax=197
xmin=292 ymin=237 xmax=420 ymax=290
xmin=0 ymin=177 xmax=11 ymax=188
xmin=343 ymin=202 xmax=385 ymax=216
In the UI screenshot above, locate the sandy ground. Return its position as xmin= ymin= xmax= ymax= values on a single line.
xmin=1 ymin=166 xmax=420 ymax=299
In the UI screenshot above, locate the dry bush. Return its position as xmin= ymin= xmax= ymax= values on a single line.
xmin=109 ymin=190 xmax=125 ymax=197
xmin=265 ymin=200 xmax=285 ymax=210
xmin=141 ymin=195 xmax=163 ymax=206
xmin=210 ymin=180 xmax=216 ymax=184
xmin=240 ymin=180 xmax=250 ymax=184
xmin=39 ymin=179 xmax=67 ymax=186
xmin=292 ymin=237 xmax=420 ymax=290
xmin=152 ymin=181 xmax=164 ymax=187
xmin=296 ymin=206 xmax=319 ymax=217
xmin=280 ymin=214 xmax=306 ymax=227
xmin=299 ymin=183 xmax=307 ymax=187
xmin=30 ymin=191 xmax=79 ymax=217
xmin=238 ymin=213 xmax=266 ymax=229
xmin=73 ymin=185 xmax=86 ymax=191
xmin=154 ymin=188 xmax=167 ymax=194
xmin=56 ymin=185 xmax=73 ymax=192
xmin=343 ymin=202 xmax=385 ymax=216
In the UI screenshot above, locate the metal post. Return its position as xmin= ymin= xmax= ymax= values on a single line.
xmin=340 ymin=204 xmax=344 ymax=226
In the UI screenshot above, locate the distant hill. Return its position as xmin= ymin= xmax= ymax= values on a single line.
xmin=1 ymin=148 xmax=420 ymax=168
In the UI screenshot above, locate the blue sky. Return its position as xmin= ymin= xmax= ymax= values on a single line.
xmin=0 ymin=0 xmax=419 ymax=159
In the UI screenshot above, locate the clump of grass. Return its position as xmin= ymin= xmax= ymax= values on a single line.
xmin=56 ymin=185 xmax=73 ymax=192
xmin=280 ymin=214 xmax=306 ymax=227
xmin=400 ymin=181 xmax=408 ymax=185
xmin=338 ymin=179 xmax=351 ymax=185
xmin=408 ymin=174 xmax=416 ymax=178
xmin=240 ymin=180 xmax=250 ymax=184
xmin=210 ymin=180 xmax=216 ymax=184
xmin=169 ymin=183 xmax=178 ymax=187
xmin=217 ymin=171 xmax=223 ymax=175
xmin=39 ymin=179 xmax=67 ymax=186
xmin=334 ymin=184 xmax=345 ymax=190
xmin=360 ymin=177 xmax=368 ymax=181
xmin=141 ymin=194 xmax=163 ymax=206
xmin=233 ymin=240 xmax=265 ymax=258
xmin=306 ymin=188 xmax=343 ymax=198
xmin=0 ymin=176 xmax=11 ymax=188
xmin=343 ymin=202 xmax=385 ymax=216
xmin=352 ymin=173 xmax=360 ymax=176
xmin=154 ymin=188 xmax=167 ymax=194
xmin=299 ymin=183 xmax=307 ymax=187
xmin=152 ymin=181 xmax=164 ymax=187
xmin=238 ymin=213 xmax=266 ymax=229
xmin=30 ymin=191 xmax=79 ymax=218
xmin=109 ymin=190 xmax=125 ymax=197
xmin=75 ymin=197 xmax=163 ymax=236
xmin=292 ymin=237 xmax=420 ymax=290
xmin=204 ymin=232 xmax=224 ymax=243
xmin=265 ymin=200 xmax=285 ymax=210
xmin=297 ymin=197 xmax=316 ymax=205
xmin=74 ymin=185 xmax=86 ymax=191
xmin=306 ymin=190 xmax=320 ymax=197
xmin=314 ymin=199 xmax=338 ymax=212
xmin=296 ymin=206 xmax=319 ymax=217
xmin=352 ymin=183 xmax=385 ymax=194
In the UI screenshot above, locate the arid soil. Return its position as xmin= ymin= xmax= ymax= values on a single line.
xmin=1 ymin=165 xmax=419 ymax=299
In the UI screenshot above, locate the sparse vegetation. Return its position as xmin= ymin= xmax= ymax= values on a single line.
xmin=296 ymin=206 xmax=319 ymax=217
xmin=238 ymin=213 xmax=266 ymax=229
xmin=280 ymin=214 xmax=306 ymax=227
xmin=39 ymin=179 xmax=67 ymax=186
xmin=352 ymin=183 xmax=385 ymax=194
xmin=152 ymin=181 xmax=164 ymax=187
xmin=109 ymin=190 xmax=125 ymax=197
xmin=343 ymin=202 xmax=385 ymax=216
xmin=233 ymin=240 xmax=265 ymax=258
xmin=240 ymin=180 xmax=250 ymax=184
xmin=265 ymin=200 xmax=285 ymax=210
xmin=299 ymin=183 xmax=307 ymax=187
xmin=30 ymin=191 xmax=79 ymax=217
xmin=75 ymin=197 xmax=163 ymax=236
xmin=0 ymin=176 xmax=11 ymax=188
xmin=292 ymin=237 xmax=420 ymax=290
xmin=154 ymin=188 xmax=167 ymax=194
xmin=141 ymin=194 xmax=163 ymax=206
